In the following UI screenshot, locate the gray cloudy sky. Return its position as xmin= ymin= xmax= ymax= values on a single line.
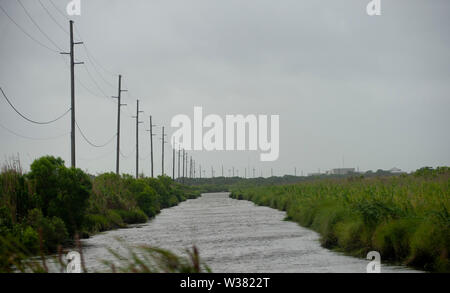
xmin=0 ymin=0 xmax=449 ymax=177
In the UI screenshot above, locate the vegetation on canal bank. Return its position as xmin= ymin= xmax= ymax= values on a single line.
xmin=230 ymin=167 xmax=450 ymax=272
xmin=0 ymin=156 xmax=202 ymax=272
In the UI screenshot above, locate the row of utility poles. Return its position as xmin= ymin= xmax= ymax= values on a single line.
xmin=64 ymin=21 xmax=304 ymax=181
xmin=63 ymin=20 xmax=173 ymax=178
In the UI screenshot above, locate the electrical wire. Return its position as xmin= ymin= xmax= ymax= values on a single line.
xmin=75 ymin=120 xmax=116 ymax=148
xmin=0 ymin=3 xmax=59 ymax=53
xmin=48 ymin=0 xmax=118 ymax=78
xmin=120 ymin=148 xmax=135 ymax=159
xmin=1 ymin=87 xmax=71 ymax=125
xmin=0 ymin=120 xmax=69 ymax=141
xmin=16 ymin=0 xmax=63 ymax=52
xmin=37 ymin=0 xmax=69 ymax=35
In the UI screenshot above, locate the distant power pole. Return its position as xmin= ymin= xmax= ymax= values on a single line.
xmin=161 ymin=126 xmax=167 ymax=175
xmin=172 ymin=138 xmax=175 ymax=180
xmin=193 ymin=160 xmax=196 ymax=178
xmin=182 ymin=149 xmax=185 ymax=183
xmin=189 ymin=156 xmax=192 ymax=178
xmin=185 ymin=153 xmax=188 ymax=180
xmin=271 ymin=168 xmax=273 ymax=177
xmin=253 ymin=168 xmax=255 ymax=178
xmin=61 ymin=20 xmax=84 ymax=168
xmin=133 ymin=100 xmax=144 ymax=178
xmin=177 ymin=146 xmax=181 ymax=179
xmin=146 ymin=116 xmax=156 ymax=178
xmin=211 ymin=166 xmax=214 ymax=178
xmin=199 ymin=164 xmax=202 ymax=179
xmin=112 ymin=74 xmax=127 ymax=175
xmin=222 ymin=165 xmax=224 ymax=177
xmin=232 ymin=167 xmax=235 ymax=177
xmin=245 ymin=168 xmax=247 ymax=178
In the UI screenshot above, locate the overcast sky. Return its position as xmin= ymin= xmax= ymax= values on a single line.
xmin=1 ymin=0 xmax=449 ymax=177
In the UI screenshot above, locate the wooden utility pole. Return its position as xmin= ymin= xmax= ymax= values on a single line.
xmin=199 ymin=164 xmax=202 ymax=179
xmin=61 ymin=21 xmax=83 ymax=168
xmin=133 ymin=100 xmax=143 ymax=178
xmin=112 ymin=74 xmax=127 ymax=175
xmin=172 ymin=138 xmax=175 ymax=180
xmin=189 ymin=156 xmax=192 ymax=178
xmin=177 ymin=146 xmax=181 ymax=179
xmin=182 ymin=149 xmax=185 ymax=183
xmin=146 ymin=116 xmax=156 ymax=178
xmin=185 ymin=153 xmax=188 ymax=180
xmin=161 ymin=126 xmax=167 ymax=175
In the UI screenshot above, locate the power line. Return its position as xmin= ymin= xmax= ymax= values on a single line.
xmin=40 ymin=0 xmax=116 ymax=90
xmin=1 ymin=87 xmax=71 ymax=125
xmin=38 ymin=0 xmax=69 ymax=35
xmin=120 ymin=148 xmax=135 ymax=159
xmin=48 ymin=0 xmax=118 ymax=78
xmin=0 ymin=4 xmax=59 ymax=53
xmin=0 ymin=120 xmax=69 ymax=141
xmin=16 ymin=0 xmax=63 ymax=52
xmin=75 ymin=120 xmax=116 ymax=148
xmin=82 ymin=64 xmax=109 ymax=98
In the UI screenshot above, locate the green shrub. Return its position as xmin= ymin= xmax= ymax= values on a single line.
xmin=28 ymin=156 xmax=91 ymax=236
xmin=21 ymin=226 xmax=39 ymax=253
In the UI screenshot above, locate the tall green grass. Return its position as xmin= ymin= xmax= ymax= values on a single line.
xmin=230 ymin=167 xmax=449 ymax=272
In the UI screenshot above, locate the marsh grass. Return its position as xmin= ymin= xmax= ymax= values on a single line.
xmin=230 ymin=168 xmax=449 ymax=272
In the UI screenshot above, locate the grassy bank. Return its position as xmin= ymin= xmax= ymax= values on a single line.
xmin=0 ymin=156 xmax=201 ymax=272
xmin=230 ymin=167 xmax=449 ymax=272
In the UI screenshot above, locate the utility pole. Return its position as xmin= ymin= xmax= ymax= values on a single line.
xmin=133 ymin=100 xmax=143 ymax=178
xmin=211 ymin=166 xmax=214 ymax=178
xmin=189 ymin=156 xmax=192 ymax=178
xmin=177 ymin=146 xmax=181 ymax=179
xmin=222 ymin=165 xmax=224 ymax=177
xmin=245 ymin=168 xmax=247 ymax=178
xmin=161 ymin=126 xmax=167 ymax=175
xmin=172 ymin=138 xmax=175 ymax=180
xmin=232 ymin=167 xmax=235 ymax=177
xmin=146 ymin=116 xmax=156 ymax=178
xmin=182 ymin=149 xmax=185 ymax=183
xmin=199 ymin=164 xmax=202 ymax=179
xmin=112 ymin=75 xmax=127 ymax=175
xmin=61 ymin=20 xmax=83 ymax=168
xmin=271 ymin=168 xmax=273 ymax=177
xmin=185 ymin=153 xmax=188 ymax=180
xmin=253 ymin=167 xmax=256 ymax=178
xmin=295 ymin=167 xmax=297 ymax=176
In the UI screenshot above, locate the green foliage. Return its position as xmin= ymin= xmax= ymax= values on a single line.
xmin=26 ymin=208 xmax=68 ymax=252
xmin=28 ymin=156 xmax=91 ymax=236
xmin=230 ymin=167 xmax=450 ymax=272
xmin=0 ymin=156 xmax=201 ymax=272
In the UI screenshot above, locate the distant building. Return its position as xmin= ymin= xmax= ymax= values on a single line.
xmin=329 ymin=168 xmax=355 ymax=175
xmin=389 ymin=167 xmax=405 ymax=174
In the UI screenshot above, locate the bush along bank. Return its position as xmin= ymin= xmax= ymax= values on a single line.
xmin=230 ymin=167 xmax=449 ymax=272
xmin=0 ymin=156 xmax=201 ymax=272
